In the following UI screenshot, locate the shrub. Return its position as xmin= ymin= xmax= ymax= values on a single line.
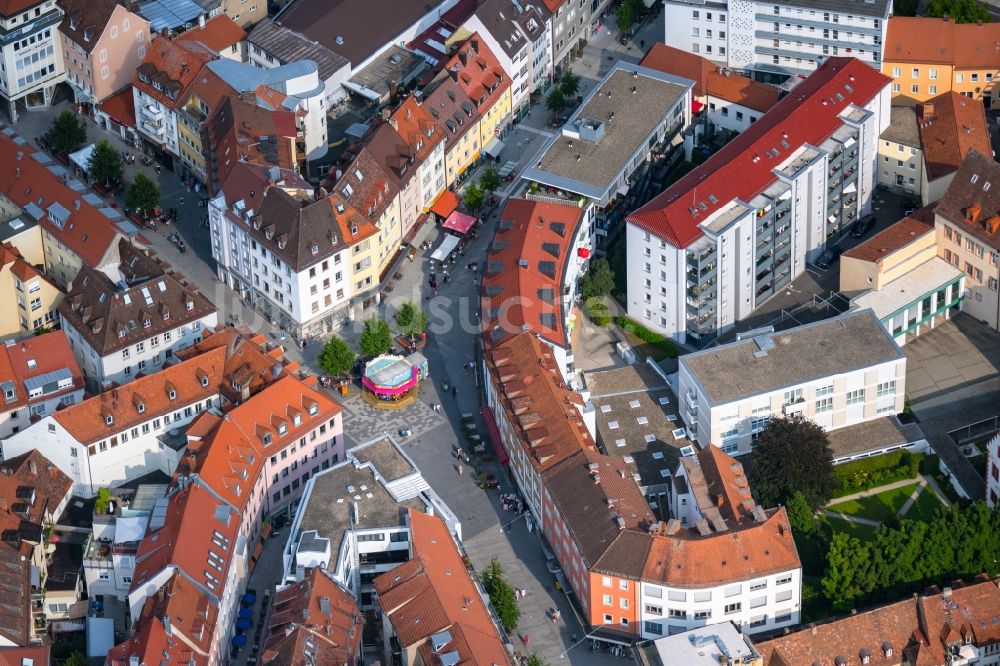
xmin=584 ymin=297 xmax=611 ymax=327
xmin=613 ymin=316 xmax=679 ymax=358
xmin=833 ymin=450 xmax=923 ymax=495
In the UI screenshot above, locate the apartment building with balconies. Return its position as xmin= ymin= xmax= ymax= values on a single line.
xmin=677 ymin=309 xmax=906 ymax=455
xmin=663 ymin=0 xmax=889 ymax=81
xmin=626 ymin=58 xmax=889 ymax=346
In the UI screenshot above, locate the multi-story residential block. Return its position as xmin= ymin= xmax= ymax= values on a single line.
xmin=0 ymin=0 xmax=65 ymax=122
xmin=846 ymin=210 xmax=965 ymax=346
xmin=0 ymin=450 xmax=72 ymax=645
xmin=481 ymin=198 xmax=591 ymax=381
xmin=373 ymin=510 xmax=515 ymax=666
xmin=987 ymin=433 xmax=999 ymax=507
xmin=627 ymin=58 xmax=889 ymax=346
xmin=639 ymin=622 xmax=762 ymax=666
xmin=58 ymin=0 xmax=150 ymax=107
xmin=424 ymin=76 xmax=484 ymax=187
xmin=877 ymin=105 xmax=922 ymax=197
xmin=755 ymin=578 xmax=1000 ymax=665
xmin=2 ymin=345 xmax=227 ymax=496
xmin=546 ymin=0 xmax=603 ymax=69
xmin=393 ymin=96 xmax=447 ymax=214
xmin=641 ymin=44 xmax=781 ymax=133
xmin=663 ymin=0 xmax=889 ymax=80
xmin=933 ymin=151 xmax=1000 ymax=331
xmin=218 ymin=0 xmax=265 ymax=28
xmin=0 ymin=331 xmax=84 ymax=439
xmin=463 ymin=0 xmax=551 ymax=120
xmin=260 ymin=566 xmax=362 ymax=666
xmin=677 ymin=309 xmax=905 ymax=454
xmin=131 ymin=36 xmax=216 ymax=164
xmin=58 ymin=239 xmax=217 ymax=390
xmin=283 ymin=435 xmax=460 ymax=608
xmin=210 ymin=163 xmax=378 ymax=337
xmin=482 ymin=332 xmax=595 ymax=520
xmin=883 ymin=17 xmax=1000 ymax=109
xmin=522 ymin=61 xmax=691 ymax=249
xmin=0 ymin=131 xmax=131 ymax=290
xmin=0 ymin=241 xmax=61 ymax=338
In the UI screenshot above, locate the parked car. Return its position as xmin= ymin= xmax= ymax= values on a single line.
xmin=815 ymin=245 xmax=842 ymax=269
xmin=849 ymin=214 xmax=877 ymax=238
xmin=900 ymin=196 xmax=920 ymax=217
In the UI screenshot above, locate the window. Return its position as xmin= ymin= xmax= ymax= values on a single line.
xmin=602 ymin=576 xmax=612 ymax=587
xmin=911 ymin=84 xmax=919 ymax=94
xmin=668 ymin=609 xmax=686 ymax=619
xmin=815 ymin=397 xmax=833 ymax=413
xmin=724 ymin=602 xmax=741 ymax=614
xmin=877 ymin=381 xmax=896 ymax=397
xmin=620 ymin=598 xmax=629 ymax=609
xmin=645 ymin=605 xmax=662 ymax=615
xmin=694 ymin=610 xmax=711 ymax=620
xmin=846 ymin=389 xmax=865 ymax=405
xmin=816 ymin=385 xmax=833 ymax=398
xmin=603 ymin=594 xmax=613 ymax=605
xmin=911 ymin=68 xmax=919 ymax=78
xmin=892 ymin=67 xmax=901 ymax=77
xmin=783 ymin=388 xmax=802 ymax=405
xmin=891 ymin=83 xmax=900 ymax=93
xmin=776 ymin=575 xmax=793 ymax=585
xmin=928 ymin=85 xmax=937 ymax=94
xmin=619 ymin=580 xmax=629 ymax=591
xmin=644 ymin=621 xmax=663 ymax=635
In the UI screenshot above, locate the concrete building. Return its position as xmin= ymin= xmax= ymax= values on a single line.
xmin=845 ymin=210 xmax=965 ymax=346
xmin=58 ymin=239 xmax=218 ymax=391
xmin=641 ymin=44 xmax=782 ymax=134
xmin=639 ymin=622 xmax=762 ymax=666
xmin=546 ymin=0 xmax=601 ymax=70
xmin=282 ymin=435 xmax=460 ymax=609
xmin=677 ymin=309 xmax=906 ymax=454
xmin=0 ymin=241 xmax=61 ymax=338
xmin=988 ymin=433 xmax=999 ymax=508
xmin=0 ymin=0 xmax=65 ymax=122
xmin=662 ymin=0 xmax=890 ymax=80
xmin=883 ymin=17 xmax=1000 ymax=109
xmin=0 ymin=331 xmax=84 ymax=439
xmin=521 ymin=61 xmax=691 ymax=250
xmin=627 ymin=58 xmax=890 ymax=346
xmin=933 ymin=151 xmax=1000 ymax=331
xmin=59 ymin=0 xmax=150 ymax=106
xmin=877 ymin=105 xmax=922 ymax=197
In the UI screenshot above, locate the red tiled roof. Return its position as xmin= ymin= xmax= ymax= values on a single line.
xmin=374 ymin=511 xmax=514 ymax=666
xmin=917 ymin=91 xmax=992 ymax=181
xmin=0 ymin=330 xmax=83 ymax=413
xmin=0 ymin=240 xmax=58 ymax=301
xmin=0 ymin=133 xmax=122 ymax=267
xmin=628 ymin=58 xmax=890 ymax=249
xmin=391 ymin=96 xmax=446 ymax=166
xmin=175 ymin=15 xmax=247 ymax=53
xmin=0 ymin=0 xmax=42 ymax=16
xmin=133 ymin=36 xmax=217 ymax=109
xmin=98 ymin=87 xmax=137 ymax=127
xmin=885 ymin=17 xmax=1000 ymax=69
xmin=843 ymin=206 xmax=935 ymax=262
xmin=482 ymin=198 xmax=585 ymax=348
xmin=423 ymin=78 xmax=480 ymax=150
xmin=0 ymin=646 xmax=50 ymax=666
xmin=439 ymin=34 xmax=510 ymax=116
xmin=107 ymin=594 xmax=209 ymax=666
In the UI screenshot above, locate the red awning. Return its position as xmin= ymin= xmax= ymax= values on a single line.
xmin=442 ymin=210 xmax=477 ymax=235
xmin=482 ymin=406 xmax=509 ymax=465
xmin=578 ymin=247 xmax=591 ymax=258
xmin=99 ymin=87 xmax=136 ymax=127
xmin=430 ymin=190 xmax=460 ymax=218
xmin=692 ymin=99 xmax=705 ymax=114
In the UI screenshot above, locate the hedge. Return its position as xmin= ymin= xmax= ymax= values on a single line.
xmin=613 ymin=316 xmax=679 ymax=358
xmin=832 ymin=450 xmax=923 ymax=497
xmin=585 ymin=297 xmax=611 ymax=327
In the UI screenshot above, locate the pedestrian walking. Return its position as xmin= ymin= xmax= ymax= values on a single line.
xmin=179 ymin=196 xmax=185 ymax=206
xmin=452 ymin=386 xmax=457 ymax=398
xmin=457 ymin=463 xmax=464 ymax=476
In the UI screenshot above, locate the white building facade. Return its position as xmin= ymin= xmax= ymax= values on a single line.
xmin=0 ymin=0 xmax=65 ymax=122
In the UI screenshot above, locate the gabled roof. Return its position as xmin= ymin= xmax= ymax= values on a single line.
xmin=141 ymin=570 xmax=219 ymax=656
xmin=438 ymin=34 xmax=510 ymax=114
xmin=423 ymin=78 xmax=481 ymax=150
xmin=843 ymin=205 xmax=935 ymax=263
xmin=0 ymin=239 xmax=58 ymax=299
xmin=885 ymin=17 xmax=1000 ymax=68
xmin=52 ymin=346 xmax=227 ymax=445
xmin=0 ymin=0 xmax=44 ymax=17
xmin=59 ymin=0 xmax=136 ymax=53
xmin=261 ymin=567 xmax=362 ymax=666
xmin=59 ymin=239 xmax=216 ymax=357
xmin=0 ymin=132 xmax=123 ymax=268
xmin=391 ymin=96 xmax=445 ymax=165
xmin=0 ymin=330 xmax=83 ymax=412
xmin=107 ymin=588 xmax=209 ymax=666
xmin=246 ymin=18 xmax=349 ymax=81
xmin=481 ymin=198 xmax=585 ymax=348
xmin=917 ymin=92 xmax=991 ymax=182
xmin=484 ymin=332 xmax=595 ymax=472
xmin=133 ymin=36 xmax=217 ymax=109
xmin=628 ymin=58 xmax=890 ymax=249
xmin=175 ymin=15 xmax=247 ymax=54
xmin=374 ymin=511 xmax=515 ymax=666
xmin=935 ymin=150 xmax=1000 ymax=252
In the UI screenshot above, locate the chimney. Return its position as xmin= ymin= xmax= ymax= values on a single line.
xmin=920 ymin=102 xmax=935 ymax=118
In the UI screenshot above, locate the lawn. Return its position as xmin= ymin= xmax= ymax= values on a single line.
xmin=818 ymin=514 xmax=879 ymax=542
xmin=904 ymin=486 xmax=945 ymax=523
xmin=826 ymin=483 xmax=919 ymax=522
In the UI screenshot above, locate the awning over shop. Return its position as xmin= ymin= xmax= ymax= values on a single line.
xmin=692 ymin=99 xmax=705 ymax=114
xmin=69 ymin=144 xmax=95 ymax=173
xmin=430 ymin=234 xmax=461 ymax=262
xmin=482 ymin=406 xmax=509 ymax=465
xmin=443 ymin=210 xmax=476 ymax=235
xmin=484 ymin=136 xmax=505 ymax=158
xmin=430 ymin=190 xmax=460 ymax=219
xmin=405 ymin=215 xmax=435 ymax=247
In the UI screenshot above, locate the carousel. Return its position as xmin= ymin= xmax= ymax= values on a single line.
xmin=361 ymin=353 xmax=429 ymax=409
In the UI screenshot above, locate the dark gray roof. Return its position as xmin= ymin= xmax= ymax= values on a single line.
xmin=936 ymin=150 xmax=1000 ymax=252
xmin=825 ymin=416 xmax=924 ymax=460
xmin=681 ymin=309 xmax=905 ymax=405
xmin=247 ymin=18 xmax=349 ymax=80
xmin=881 ymin=105 xmax=920 ymax=148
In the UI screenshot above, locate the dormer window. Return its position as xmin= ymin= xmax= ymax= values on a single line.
xmin=261 ymin=432 xmax=271 ymax=445
xmin=105 ymin=414 xmax=114 ymax=426
xmin=162 ymin=309 xmax=170 ymax=321
xmin=292 ymin=414 xmax=302 ymax=426
xmin=143 ymin=318 xmax=151 ymax=328
xmin=138 ymin=73 xmax=150 ymax=84
xmin=200 ymin=376 xmax=209 ymax=388
xmin=310 ymin=243 xmax=318 ymax=255
xmin=277 ymin=422 xmax=287 ymax=436
xmin=416 ymin=139 xmax=424 ymax=151
xmin=136 ymin=401 xmax=145 ymax=414
xmin=168 ymin=389 xmax=176 ymax=400
xmin=231 ymin=380 xmax=241 ymax=391
xmin=308 ymin=403 xmax=318 ymax=416
xmin=153 ymin=81 xmax=163 ymax=92
xmin=186 ymin=300 xmax=194 ymax=311
xmin=118 ymin=328 xmax=126 ymax=338
xmin=265 ymin=229 xmax=273 ymax=240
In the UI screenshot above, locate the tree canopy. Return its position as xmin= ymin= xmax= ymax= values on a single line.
xmin=926 ymin=0 xmax=990 ymax=22
xmin=463 ymin=182 xmax=485 ymax=215
xmin=580 ymin=257 xmax=615 ymax=299
xmin=479 ymin=166 xmax=502 ymax=197
xmin=358 ymin=316 xmax=393 ymax=357
xmin=785 ymin=490 xmax=817 ymax=536
xmin=480 ymin=557 xmax=520 ymax=632
xmin=318 ymin=336 xmax=355 ymax=376
xmin=126 ymin=173 xmax=161 ymax=216
xmin=48 ymin=110 xmax=87 ymax=153
xmin=747 ymin=415 xmax=837 ymax=510
xmin=394 ymin=301 xmax=428 ymax=338
xmin=87 ymin=140 xmax=124 ymax=186
xmin=559 ymin=71 xmax=581 ymax=99
xmin=616 ymin=2 xmax=635 ymax=33
xmin=546 ymin=86 xmax=566 ymax=114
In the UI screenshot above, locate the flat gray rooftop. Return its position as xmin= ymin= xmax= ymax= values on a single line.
xmin=524 ymin=65 xmax=690 ymax=199
xmin=349 ymin=436 xmax=416 ymax=482
xmin=681 ymin=309 xmax=904 ymax=405
xmin=825 ymin=416 xmax=924 ymax=460
xmin=346 ymin=46 xmax=426 ymax=102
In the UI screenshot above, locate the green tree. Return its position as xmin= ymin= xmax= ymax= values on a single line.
xmin=546 ymin=86 xmax=566 ymax=114
xmin=926 ymin=0 xmax=990 ymax=22
xmin=786 ymin=490 xmax=816 ymax=536
xmin=318 ymin=336 xmax=355 ymax=376
xmin=747 ymin=415 xmax=837 ymax=510
xmin=358 ymin=316 xmax=392 ymax=357
xmin=559 ymin=71 xmax=581 ymax=99
xmin=87 ymin=140 xmax=124 ymax=187
xmin=821 ymin=532 xmax=872 ymax=610
xmin=480 ymin=557 xmax=520 ymax=632
xmin=584 ymin=297 xmax=611 ymax=327
xmin=479 ymin=165 xmax=502 ymax=199
xmin=48 ymin=110 xmax=87 ymax=153
xmin=464 ymin=182 xmax=485 ymax=215
xmin=126 ymin=172 xmax=161 ymax=216
xmin=525 ymin=655 xmax=547 ymax=666
xmin=893 ymin=0 xmax=918 ymax=15
xmin=62 ymin=652 xmax=88 ymax=666
xmin=580 ymin=257 xmax=615 ymax=299
xmin=94 ymin=487 xmax=112 ymax=514
xmin=616 ymin=2 xmax=634 ymax=33
xmin=394 ymin=300 xmax=428 ymax=338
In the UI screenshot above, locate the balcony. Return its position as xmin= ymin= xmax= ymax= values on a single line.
xmin=685 ymin=392 xmax=698 ymax=411
xmin=683 ymin=409 xmax=698 ymax=426
xmin=142 ymin=104 xmax=164 ymax=119
xmin=782 ymin=398 xmax=806 ymax=415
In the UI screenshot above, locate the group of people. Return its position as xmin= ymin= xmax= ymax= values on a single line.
xmin=501 ymin=492 xmax=525 ymax=515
